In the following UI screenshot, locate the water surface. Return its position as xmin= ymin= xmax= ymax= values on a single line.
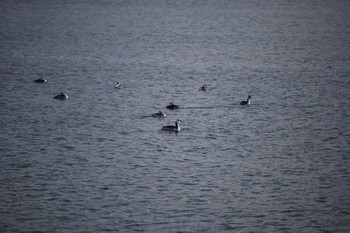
xmin=1 ymin=0 xmax=350 ymax=232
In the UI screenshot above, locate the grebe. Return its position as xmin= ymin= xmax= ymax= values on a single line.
xmin=240 ymin=95 xmax=252 ymax=105
xmin=199 ymin=84 xmax=208 ymax=91
xmin=54 ymin=92 xmax=68 ymax=100
xmin=152 ymin=111 xmax=166 ymax=118
xmin=34 ymin=78 xmax=47 ymax=83
xmin=115 ymin=82 xmax=123 ymax=89
xmin=166 ymin=102 xmax=179 ymax=110
xmin=162 ymin=119 xmax=182 ymax=132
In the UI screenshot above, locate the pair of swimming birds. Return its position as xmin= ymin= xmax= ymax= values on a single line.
xmin=33 ymin=79 xmax=69 ymax=100
xmin=51 ymin=83 xmax=123 ymax=100
xmin=165 ymin=95 xmax=251 ymax=109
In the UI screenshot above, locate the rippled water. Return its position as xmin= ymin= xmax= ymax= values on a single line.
xmin=1 ymin=0 xmax=350 ymax=232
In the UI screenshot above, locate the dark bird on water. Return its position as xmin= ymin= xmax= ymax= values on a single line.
xmin=34 ymin=78 xmax=47 ymax=83
xmin=166 ymin=102 xmax=179 ymax=110
xmin=240 ymin=95 xmax=252 ymax=105
xmin=54 ymin=92 xmax=68 ymax=100
xmin=162 ymin=119 xmax=182 ymax=132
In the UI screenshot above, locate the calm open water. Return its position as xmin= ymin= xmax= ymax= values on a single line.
xmin=1 ymin=0 xmax=350 ymax=232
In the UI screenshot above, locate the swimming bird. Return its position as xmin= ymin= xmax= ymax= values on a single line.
xmin=34 ymin=78 xmax=47 ymax=83
xmin=152 ymin=111 xmax=166 ymax=118
xmin=115 ymin=82 xmax=123 ymax=89
xmin=199 ymin=84 xmax=208 ymax=91
xmin=240 ymin=95 xmax=252 ymax=105
xmin=54 ymin=92 xmax=68 ymax=100
xmin=162 ymin=119 xmax=182 ymax=132
xmin=166 ymin=102 xmax=179 ymax=110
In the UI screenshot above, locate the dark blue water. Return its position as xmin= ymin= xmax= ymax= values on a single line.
xmin=1 ymin=0 xmax=350 ymax=232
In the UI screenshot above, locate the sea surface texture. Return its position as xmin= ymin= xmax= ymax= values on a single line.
xmin=1 ymin=0 xmax=350 ymax=232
